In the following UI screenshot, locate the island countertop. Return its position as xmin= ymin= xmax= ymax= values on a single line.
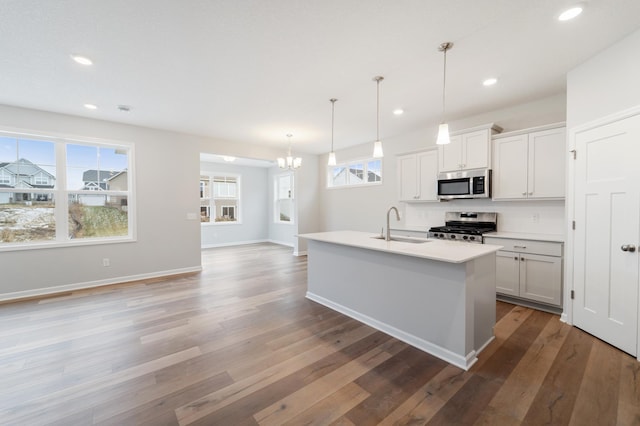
xmin=298 ymin=230 xmax=502 ymax=264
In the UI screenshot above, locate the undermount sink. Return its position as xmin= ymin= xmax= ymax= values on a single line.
xmin=371 ymin=235 xmax=430 ymax=244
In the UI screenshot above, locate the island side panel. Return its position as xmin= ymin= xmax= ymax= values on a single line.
xmin=305 ymin=239 xmax=472 ymax=367
xmin=466 ymin=253 xmax=497 ymax=355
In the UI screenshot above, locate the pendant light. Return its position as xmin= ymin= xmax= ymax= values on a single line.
xmin=328 ymin=98 xmax=338 ymax=166
xmin=372 ymin=76 xmax=384 ymax=158
xmin=277 ymin=134 xmax=302 ymax=170
xmin=436 ymin=42 xmax=453 ymax=145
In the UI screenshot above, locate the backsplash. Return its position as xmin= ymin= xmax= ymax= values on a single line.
xmin=404 ymin=199 xmax=565 ymax=235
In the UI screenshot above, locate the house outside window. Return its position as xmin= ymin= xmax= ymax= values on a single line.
xmin=274 ymin=173 xmax=294 ymax=223
xmin=200 ymin=174 xmax=240 ymax=224
xmin=328 ymin=157 xmax=382 ymax=188
xmin=0 ymin=132 xmax=134 ymax=250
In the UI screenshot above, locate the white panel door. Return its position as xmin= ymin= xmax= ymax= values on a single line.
xmin=520 ymin=253 xmax=562 ymax=306
xmin=495 ymin=251 xmax=520 ymax=297
xmin=417 ymin=150 xmax=438 ymax=201
xmin=398 ymin=155 xmax=418 ymax=201
xmin=528 ymin=127 xmax=566 ymax=198
xmin=492 ymin=135 xmax=528 ymax=199
xmin=573 ymin=114 xmax=640 ymax=356
xmin=463 ymin=129 xmax=491 ymax=170
xmin=438 ymin=134 xmax=462 ymax=172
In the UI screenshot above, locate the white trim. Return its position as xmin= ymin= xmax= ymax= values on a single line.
xmin=293 ymin=250 xmax=307 ymax=257
xmin=267 ymin=238 xmax=294 ymax=248
xmin=564 ymin=104 xmax=640 ymax=326
xmin=306 ymin=291 xmax=480 ymax=371
xmin=201 ymin=239 xmax=269 ymax=249
xmin=0 ymin=266 xmax=202 ymax=302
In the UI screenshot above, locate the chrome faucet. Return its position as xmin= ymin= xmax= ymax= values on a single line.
xmin=386 ymin=206 xmax=400 ymax=241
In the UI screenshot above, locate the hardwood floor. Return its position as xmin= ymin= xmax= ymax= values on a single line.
xmin=0 ymin=242 xmax=638 ymax=425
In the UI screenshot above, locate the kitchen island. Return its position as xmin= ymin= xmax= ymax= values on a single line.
xmin=298 ymin=230 xmax=501 ymax=370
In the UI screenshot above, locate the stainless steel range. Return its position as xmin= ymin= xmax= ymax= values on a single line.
xmin=428 ymin=212 xmax=497 ymax=244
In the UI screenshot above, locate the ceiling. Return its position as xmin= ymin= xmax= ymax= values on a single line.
xmin=1 ymin=1 xmax=639 ymax=155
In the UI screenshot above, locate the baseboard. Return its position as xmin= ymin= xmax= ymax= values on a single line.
xmin=201 ymin=239 xmax=268 ymax=249
xmin=306 ymin=291 xmax=476 ymax=370
xmin=0 ymin=266 xmax=202 ymax=303
xmin=267 ymin=239 xmax=294 ymax=248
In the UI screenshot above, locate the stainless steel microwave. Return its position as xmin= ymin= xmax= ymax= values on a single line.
xmin=437 ymin=169 xmax=491 ymax=200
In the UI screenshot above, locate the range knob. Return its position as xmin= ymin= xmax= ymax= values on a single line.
xmin=469 ymin=236 xmax=476 ymax=241
xmin=462 ymin=236 xmax=469 ymax=240
xmin=450 ymin=234 xmax=456 ymax=239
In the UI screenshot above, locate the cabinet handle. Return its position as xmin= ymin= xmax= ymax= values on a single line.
xmin=514 ymin=256 xmax=518 ymax=260
xmin=514 ymin=245 xmax=527 ymax=249
xmin=528 ymin=192 xmax=533 ymax=196
xmin=522 ymin=192 xmax=527 ymax=196
xmin=520 ymin=257 xmax=525 ymax=261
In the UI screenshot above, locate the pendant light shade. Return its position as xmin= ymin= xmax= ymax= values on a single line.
xmin=372 ymin=76 xmax=384 ymax=158
xmin=436 ymin=123 xmax=450 ymax=145
xmin=436 ymin=42 xmax=453 ymax=145
xmin=277 ymin=134 xmax=301 ymax=170
xmin=328 ymin=98 xmax=338 ymax=166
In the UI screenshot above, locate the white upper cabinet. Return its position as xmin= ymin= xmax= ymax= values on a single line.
xmin=397 ymin=149 xmax=438 ymax=202
xmin=438 ymin=124 xmax=502 ymax=172
xmin=492 ymin=124 xmax=566 ymax=200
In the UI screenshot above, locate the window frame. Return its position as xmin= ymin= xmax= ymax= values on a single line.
xmin=200 ymin=172 xmax=242 ymax=226
xmin=0 ymin=129 xmax=135 ymax=252
xmin=274 ymin=172 xmax=295 ymax=224
xmin=327 ymin=156 xmax=383 ymax=189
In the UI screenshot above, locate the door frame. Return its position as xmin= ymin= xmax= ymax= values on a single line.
xmin=565 ymin=104 xmax=640 ymax=361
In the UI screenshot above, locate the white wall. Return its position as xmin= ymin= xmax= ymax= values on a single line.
xmin=318 ymin=94 xmax=567 ymax=234
xmin=567 ymin=29 xmax=640 ymax=129
xmin=0 ymin=104 xmax=319 ymax=299
xmin=200 ymin=161 xmax=269 ymax=248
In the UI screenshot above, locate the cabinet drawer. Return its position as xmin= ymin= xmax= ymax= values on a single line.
xmin=484 ymin=237 xmax=562 ymax=257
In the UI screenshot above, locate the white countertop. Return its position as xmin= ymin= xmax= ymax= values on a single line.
xmin=298 ymin=231 xmax=502 ymax=264
xmin=484 ymin=232 xmax=565 ymax=243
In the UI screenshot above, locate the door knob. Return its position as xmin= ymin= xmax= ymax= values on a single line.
xmin=621 ymin=244 xmax=636 ymax=252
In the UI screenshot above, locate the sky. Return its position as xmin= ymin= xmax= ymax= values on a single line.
xmin=0 ymin=136 xmax=128 ymax=190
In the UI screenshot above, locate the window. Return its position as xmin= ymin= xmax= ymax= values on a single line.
xmin=274 ymin=173 xmax=294 ymax=223
xmin=0 ymin=132 xmax=133 ymax=249
xmin=200 ymin=174 xmax=240 ymax=224
xmin=327 ymin=157 xmax=382 ymax=188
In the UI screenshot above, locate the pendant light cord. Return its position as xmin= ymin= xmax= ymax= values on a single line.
xmin=376 ymin=78 xmax=380 ymax=141
xmin=442 ymin=47 xmax=447 ymax=122
xmin=330 ymin=99 xmax=336 ymax=152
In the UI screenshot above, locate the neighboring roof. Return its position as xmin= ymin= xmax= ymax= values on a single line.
xmin=0 ymin=159 xmax=55 ymax=179
xmin=106 ymin=170 xmax=127 ymax=181
xmin=82 ymin=170 xmax=120 ymax=182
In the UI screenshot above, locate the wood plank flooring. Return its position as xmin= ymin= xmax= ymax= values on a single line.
xmin=0 ymin=242 xmax=638 ymax=425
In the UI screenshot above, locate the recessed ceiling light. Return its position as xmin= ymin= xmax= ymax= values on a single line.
xmin=71 ymin=55 xmax=93 ymax=66
xmin=84 ymin=103 xmax=98 ymax=110
xmin=483 ymin=78 xmax=498 ymax=86
xmin=558 ymin=5 xmax=583 ymax=21
xmin=393 ymin=109 xmax=404 ymax=115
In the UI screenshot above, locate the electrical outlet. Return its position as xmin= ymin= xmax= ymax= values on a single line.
xmin=102 ymin=258 xmax=110 ymax=267
xmin=532 ymin=213 xmax=540 ymax=223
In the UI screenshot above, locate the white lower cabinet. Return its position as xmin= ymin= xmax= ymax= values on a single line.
xmin=485 ymin=237 xmax=563 ymax=308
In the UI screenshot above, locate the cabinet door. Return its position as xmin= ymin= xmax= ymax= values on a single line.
xmin=462 ymin=129 xmax=491 ymax=170
xmin=528 ymin=127 xmax=566 ymax=199
xmin=417 ymin=150 xmax=438 ymax=201
xmin=438 ymin=134 xmax=463 ymax=172
xmin=520 ymin=253 xmax=562 ymax=306
xmin=495 ymin=251 xmax=520 ymax=296
xmin=492 ymin=134 xmax=528 ymax=199
xmin=398 ymin=155 xmax=418 ymax=201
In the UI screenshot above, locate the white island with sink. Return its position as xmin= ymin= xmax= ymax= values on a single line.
xmin=298 ymin=230 xmax=502 ymax=370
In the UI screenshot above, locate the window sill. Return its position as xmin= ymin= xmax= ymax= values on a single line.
xmin=0 ymin=236 xmax=136 ymax=252
xmin=200 ymin=221 xmax=243 ymax=226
